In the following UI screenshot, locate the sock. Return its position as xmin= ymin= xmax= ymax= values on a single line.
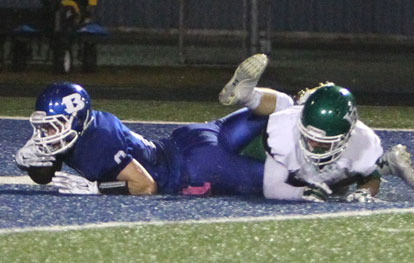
xmin=243 ymin=88 xmax=263 ymax=110
xmin=274 ymin=91 xmax=294 ymax=112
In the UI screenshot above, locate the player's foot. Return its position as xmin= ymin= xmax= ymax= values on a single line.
xmin=219 ymin=53 xmax=268 ymax=105
xmin=294 ymin=81 xmax=335 ymax=105
xmin=379 ymin=144 xmax=414 ymax=189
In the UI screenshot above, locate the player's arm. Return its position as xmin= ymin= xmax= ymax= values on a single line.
xmin=263 ymin=157 xmax=329 ymax=202
xmin=116 ymin=159 xmax=157 ymax=195
xmin=52 ymin=158 xmax=157 ymax=195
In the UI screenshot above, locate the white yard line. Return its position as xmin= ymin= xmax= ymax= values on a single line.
xmin=0 ymin=116 xmax=30 ymax=120
xmin=0 ymin=116 xmax=192 ymax=125
xmin=0 ymin=176 xmax=36 ymax=185
xmin=378 ymin=227 xmax=414 ymax=233
xmin=1 ymin=116 xmax=413 ymax=130
xmin=1 ymin=207 xmax=414 ymax=235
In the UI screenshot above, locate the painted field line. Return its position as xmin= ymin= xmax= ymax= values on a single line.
xmin=1 ymin=207 xmax=414 ymax=235
xmin=0 ymin=116 xmax=29 ymax=120
xmin=0 ymin=116 xmax=192 ymax=125
xmin=0 ymin=176 xmax=36 ymax=185
xmin=378 ymin=227 xmax=414 ymax=233
xmin=1 ymin=116 xmax=414 ymax=131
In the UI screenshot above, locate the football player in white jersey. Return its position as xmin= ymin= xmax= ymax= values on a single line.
xmin=219 ymin=53 xmax=414 ymax=202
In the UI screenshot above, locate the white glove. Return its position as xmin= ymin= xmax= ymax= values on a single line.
xmin=300 ymin=161 xmax=349 ymax=185
xmin=298 ymin=163 xmax=335 ymax=195
xmin=15 ymin=140 xmax=55 ymax=170
xmin=52 ymin=171 xmax=100 ymax=195
xmin=345 ymin=189 xmax=374 ymax=203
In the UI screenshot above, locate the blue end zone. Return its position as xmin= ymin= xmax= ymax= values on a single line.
xmin=1 ymin=118 xmax=414 ymax=229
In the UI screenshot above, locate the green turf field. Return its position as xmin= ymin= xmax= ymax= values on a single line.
xmin=2 ymin=212 xmax=414 ymax=263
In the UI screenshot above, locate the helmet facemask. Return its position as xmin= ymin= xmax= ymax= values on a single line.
xmin=30 ymin=111 xmax=79 ymax=155
xmin=298 ymin=120 xmax=353 ymax=166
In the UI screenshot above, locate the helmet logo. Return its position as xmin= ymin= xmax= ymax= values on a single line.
xmin=62 ymin=93 xmax=85 ymax=114
xmin=343 ymin=103 xmax=357 ymax=125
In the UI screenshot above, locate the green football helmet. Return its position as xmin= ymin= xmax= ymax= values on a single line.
xmin=297 ymin=83 xmax=358 ymax=166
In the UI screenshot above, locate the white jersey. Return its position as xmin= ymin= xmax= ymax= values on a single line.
xmin=263 ymin=105 xmax=383 ymax=200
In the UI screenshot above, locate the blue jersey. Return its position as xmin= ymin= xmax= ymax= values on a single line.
xmin=63 ymin=111 xmax=171 ymax=190
xmin=63 ymin=109 xmax=268 ymax=195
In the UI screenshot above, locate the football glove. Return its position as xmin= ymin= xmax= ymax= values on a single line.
xmin=302 ymin=185 xmax=330 ymax=202
xmin=15 ymin=140 xmax=55 ymax=170
xmin=52 ymin=171 xmax=100 ymax=195
xmin=345 ymin=189 xmax=374 ymax=203
xmin=298 ymin=162 xmax=340 ymax=194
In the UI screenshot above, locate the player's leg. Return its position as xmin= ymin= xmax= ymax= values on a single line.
xmin=218 ymin=53 xmax=293 ymax=115
xmin=183 ymin=145 xmax=264 ymax=195
xmin=215 ymin=108 xmax=267 ymax=153
xmin=377 ymin=144 xmax=414 ymax=189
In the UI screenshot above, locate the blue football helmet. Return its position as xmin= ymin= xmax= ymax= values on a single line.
xmin=30 ymin=82 xmax=93 ymax=155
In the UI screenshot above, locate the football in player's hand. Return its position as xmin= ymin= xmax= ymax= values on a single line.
xmin=28 ymin=163 xmax=60 ymax=184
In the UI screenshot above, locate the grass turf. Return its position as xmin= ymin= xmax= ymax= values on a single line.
xmin=2 ymin=213 xmax=414 ymax=263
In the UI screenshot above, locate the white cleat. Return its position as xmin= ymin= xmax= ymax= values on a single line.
xmin=219 ymin=53 xmax=268 ymax=105
xmin=379 ymin=144 xmax=414 ymax=189
xmin=295 ymin=81 xmax=335 ymax=105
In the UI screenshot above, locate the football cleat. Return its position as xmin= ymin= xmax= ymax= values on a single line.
xmin=219 ymin=53 xmax=268 ymax=105
xmin=294 ymin=81 xmax=335 ymax=105
xmin=379 ymin=144 xmax=414 ymax=189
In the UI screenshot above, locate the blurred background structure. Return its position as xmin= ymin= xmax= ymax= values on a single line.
xmin=1 ymin=0 xmax=414 ymax=105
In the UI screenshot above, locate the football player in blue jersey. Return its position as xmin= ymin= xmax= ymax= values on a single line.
xmin=14 ymin=77 xmax=275 ymax=195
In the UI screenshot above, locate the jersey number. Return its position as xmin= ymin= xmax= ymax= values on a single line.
xmin=114 ymin=150 xmax=126 ymax=164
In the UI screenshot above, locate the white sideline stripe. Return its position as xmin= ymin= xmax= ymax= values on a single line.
xmin=1 ymin=116 xmax=414 ymax=130
xmin=0 ymin=115 xmax=192 ymax=125
xmin=0 ymin=116 xmax=30 ymax=120
xmin=1 ymin=207 xmax=414 ymax=235
xmin=378 ymin=227 xmax=414 ymax=233
xmin=0 ymin=176 xmax=36 ymax=185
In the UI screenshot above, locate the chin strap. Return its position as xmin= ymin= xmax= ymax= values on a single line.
xmin=80 ymin=110 xmax=94 ymax=135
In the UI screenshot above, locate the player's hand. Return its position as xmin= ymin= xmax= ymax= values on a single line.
xmin=15 ymin=140 xmax=55 ymax=170
xmin=302 ymin=186 xmax=329 ymax=202
xmin=298 ymin=162 xmax=339 ymax=191
xmin=52 ymin=171 xmax=100 ymax=195
xmin=345 ymin=189 xmax=374 ymax=203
